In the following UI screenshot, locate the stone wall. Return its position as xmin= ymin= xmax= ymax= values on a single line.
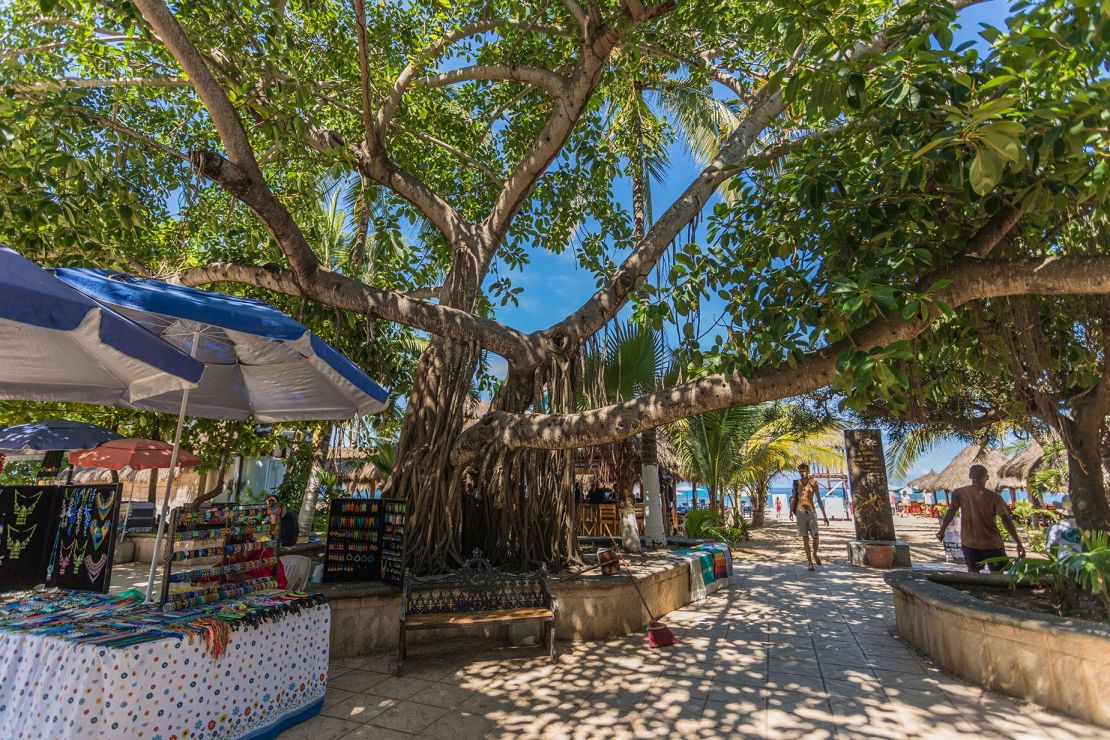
xmin=886 ymin=571 xmax=1110 ymax=727
xmin=323 ymin=558 xmax=699 ymax=659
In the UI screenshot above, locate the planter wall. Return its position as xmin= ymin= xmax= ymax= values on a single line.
xmin=321 ymin=557 xmax=695 ymax=658
xmin=886 ymin=571 xmax=1110 ymax=727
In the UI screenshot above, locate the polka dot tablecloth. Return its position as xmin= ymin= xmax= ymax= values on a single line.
xmin=0 ymin=604 xmax=330 ymax=739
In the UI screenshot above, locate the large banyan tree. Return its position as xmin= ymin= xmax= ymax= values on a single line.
xmin=2 ymin=0 xmax=1109 ymax=570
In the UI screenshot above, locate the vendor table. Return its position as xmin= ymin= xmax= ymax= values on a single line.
xmin=0 ymin=602 xmax=330 ymax=739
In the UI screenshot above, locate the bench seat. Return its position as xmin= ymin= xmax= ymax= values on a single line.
xmin=398 ymin=550 xmax=557 ymax=675
xmin=405 ymin=607 xmax=554 ymax=628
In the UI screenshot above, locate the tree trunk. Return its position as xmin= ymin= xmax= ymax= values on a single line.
xmin=613 ymin=438 xmax=641 ymax=553
xmin=1065 ymin=407 xmax=1110 ymax=532
xmin=641 ymin=427 xmax=666 ymax=547
xmin=629 ymin=82 xmax=666 ymax=550
xmin=196 ymin=427 xmax=237 ymax=506
xmin=388 ymin=338 xmax=580 ymax=573
xmin=146 ymin=419 xmax=161 ymax=503
xmin=298 ymin=424 xmax=331 ymax=537
xmin=751 ymin=480 xmax=768 ymax=528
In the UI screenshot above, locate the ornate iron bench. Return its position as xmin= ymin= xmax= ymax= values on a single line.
xmin=397 ymin=550 xmax=557 ymax=675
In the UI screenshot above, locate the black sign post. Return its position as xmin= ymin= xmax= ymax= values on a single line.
xmin=844 ymin=430 xmax=897 ymax=542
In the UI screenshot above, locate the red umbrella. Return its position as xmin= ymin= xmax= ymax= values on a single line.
xmin=69 ymin=438 xmax=203 ymax=470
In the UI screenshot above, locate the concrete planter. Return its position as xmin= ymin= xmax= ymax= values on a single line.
xmin=886 ymin=570 xmax=1110 ymax=727
xmin=863 ymin=543 xmax=894 ymax=569
xmin=112 ymin=538 xmax=135 ymax=564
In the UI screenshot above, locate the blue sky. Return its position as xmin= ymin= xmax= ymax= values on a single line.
xmin=480 ymin=1 xmax=1011 ymax=483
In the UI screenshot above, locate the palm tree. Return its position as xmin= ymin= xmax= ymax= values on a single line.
xmin=581 ymin=321 xmax=669 ymax=552
xmin=609 ymin=59 xmax=739 ymax=546
xmin=732 ymin=406 xmax=844 ymax=528
xmin=671 ymin=404 xmax=844 ymax=527
xmin=671 ymin=405 xmax=765 ymax=516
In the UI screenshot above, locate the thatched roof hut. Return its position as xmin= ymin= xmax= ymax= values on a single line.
xmin=997 ymin=442 xmax=1043 ymax=483
xmin=906 ymin=469 xmax=937 ymax=490
xmin=928 ymin=443 xmax=1009 ymax=492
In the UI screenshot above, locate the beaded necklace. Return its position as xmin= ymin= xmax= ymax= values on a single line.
xmin=84 ymin=553 xmax=107 ymax=583
xmin=89 ymin=519 xmax=111 ymax=551
xmin=57 ymin=539 xmax=76 ymax=572
xmin=12 ymin=489 xmax=43 ymax=525
xmin=95 ymin=490 xmax=114 ymax=520
xmin=7 ymin=524 xmax=38 ymax=559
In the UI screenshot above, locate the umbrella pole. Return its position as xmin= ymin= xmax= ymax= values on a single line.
xmin=144 ymin=328 xmax=200 ymax=603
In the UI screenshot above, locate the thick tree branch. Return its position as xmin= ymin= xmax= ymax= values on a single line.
xmin=375 ymin=18 xmax=571 ymax=142
xmin=418 ymin=64 xmax=568 ymax=98
xmin=12 ymin=77 xmax=188 ymax=91
xmin=173 ymin=263 xmax=540 ymax=362
xmin=539 ymin=88 xmax=785 ymax=351
xmin=132 ymin=0 xmax=325 ymax=286
xmin=459 ymin=256 xmax=1110 ymax=457
xmin=964 ymin=207 xmax=1023 ymax=258
xmin=560 ymin=0 xmax=587 ymax=31
xmin=352 ymin=0 xmax=375 ymax=151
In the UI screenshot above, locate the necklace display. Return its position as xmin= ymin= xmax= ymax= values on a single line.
xmin=89 ymin=519 xmax=111 ymax=551
xmin=95 ymin=490 xmax=114 ymax=520
xmin=7 ymin=524 xmax=38 ymax=560
xmin=12 ymin=489 xmax=43 ymax=526
xmin=84 ymin=553 xmax=107 ymax=583
xmin=70 ymin=540 xmax=87 ymax=575
xmin=57 ymin=539 xmax=76 ymax=572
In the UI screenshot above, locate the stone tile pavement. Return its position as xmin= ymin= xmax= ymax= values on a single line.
xmin=281 ymin=559 xmax=1108 ymax=739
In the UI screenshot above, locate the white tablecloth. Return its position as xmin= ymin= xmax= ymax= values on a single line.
xmin=0 ymin=604 xmax=330 ymax=739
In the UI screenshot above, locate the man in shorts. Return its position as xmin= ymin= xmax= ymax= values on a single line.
xmin=936 ymin=464 xmax=1025 ymax=572
xmin=790 ymin=464 xmax=829 ymax=571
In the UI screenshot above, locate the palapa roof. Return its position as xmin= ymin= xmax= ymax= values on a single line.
xmin=927 ymin=443 xmax=1009 ymax=491
xmin=996 ymin=436 xmax=1067 ymax=486
xmin=906 ymin=469 xmax=937 ymax=490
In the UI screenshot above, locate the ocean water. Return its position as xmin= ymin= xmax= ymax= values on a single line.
xmin=675 ymin=484 xmax=1066 ymax=509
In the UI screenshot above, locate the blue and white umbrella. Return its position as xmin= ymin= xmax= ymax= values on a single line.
xmin=54 ymin=269 xmax=389 ymax=422
xmin=55 ymin=267 xmax=390 ymax=598
xmin=0 ymin=247 xmax=204 ymax=406
xmin=0 ymin=419 xmax=122 ymax=452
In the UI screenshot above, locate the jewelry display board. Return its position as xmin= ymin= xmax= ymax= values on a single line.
xmin=380 ymin=498 xmax=406 ymax=586
xmin=0 ymin=485 xmax=63 ymax=591
xmin=160 ymin=504 xmax=280 ymax=609
xmin=48 ymin=484 xmax=122 ymax=593
xmin=323 ymin=497 xmax=382 ymax=583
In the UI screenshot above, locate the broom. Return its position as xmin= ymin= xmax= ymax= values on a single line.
xmin=620 ymin=558 xmax=678 ymax=648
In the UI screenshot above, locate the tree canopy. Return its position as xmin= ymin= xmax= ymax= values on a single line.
xmin=3 ymin=0 xmax=1109 ymax=567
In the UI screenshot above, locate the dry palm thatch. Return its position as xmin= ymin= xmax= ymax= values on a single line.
xmin=906 ymin=469 xmax=938 ymax=490
xmin=927 ymin=443 xmax=1009 ymax=491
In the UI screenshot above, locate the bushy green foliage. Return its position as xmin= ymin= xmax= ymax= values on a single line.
xmin=1004 ymin=530 xmax=1110 ymax=621
xmin=683 ymin=508 xmax=749 ymax=547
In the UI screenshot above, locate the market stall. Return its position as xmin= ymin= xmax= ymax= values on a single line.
xmin=0 ymin=249 xmax=391 ymax=738
xmin=0 ymin=589 xmax=328 ymax=739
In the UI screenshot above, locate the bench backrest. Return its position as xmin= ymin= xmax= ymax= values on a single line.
xmin=401 ymin=550 xmax=553 ymax=616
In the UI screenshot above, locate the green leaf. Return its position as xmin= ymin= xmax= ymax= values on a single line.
xmin=969 ymin=148 xmax=1003 ymax=195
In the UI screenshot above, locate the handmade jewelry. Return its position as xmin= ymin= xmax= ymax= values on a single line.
xmin=57 ymin=539 xmax=76 ymax=572
xmin=89 ymin=519 xmax=111 ymax=551
xmin=7 ymin=524 xmax=37 ymax=560
xmin=84 ymin=553 xmax=107 ymax=583
xmin=71 ymin=540 xmax=87 ymax=575
xmin=12 ymin=489 xmax=43 ymax=526
xmin=95 ymin=489 xmax=114 ymax=520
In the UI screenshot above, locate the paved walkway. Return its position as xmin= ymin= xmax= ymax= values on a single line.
xmin=281 ymin=557 xmax=1106 ymax=739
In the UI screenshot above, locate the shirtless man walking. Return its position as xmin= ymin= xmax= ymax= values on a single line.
xmin=790 ymin=464 xmax=829 ymax=571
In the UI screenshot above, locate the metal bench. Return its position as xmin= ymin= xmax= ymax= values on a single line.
xmin=397 ymin=550 xmax=557 ymax=675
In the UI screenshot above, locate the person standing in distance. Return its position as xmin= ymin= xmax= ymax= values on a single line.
xmin=936 ymin=465 xmax=1025 ymax=572
xmin=790 ymin=464 xmax=829 ymax=571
